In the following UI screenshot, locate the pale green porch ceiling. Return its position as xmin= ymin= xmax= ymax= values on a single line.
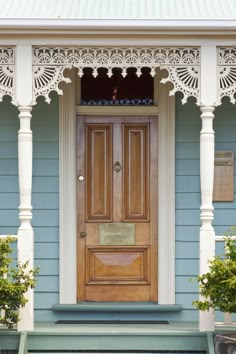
xmin=0 ymin=0 xmax=236 ymax=20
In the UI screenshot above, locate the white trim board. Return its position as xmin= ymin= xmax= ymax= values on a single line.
xmin=59 ymin=72 xmax=175 ymax=304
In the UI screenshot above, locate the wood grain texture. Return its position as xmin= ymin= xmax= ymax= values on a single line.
xmin=77 ymin=116 xmax=86 ymax=300
xmin=86 ymin=285 xmax=150 ymax=302
xmin=86 ymin=124 xmax=112 ymax=221
xmin=86 ymin=246 xmax=149 ymax=284
xmin=123 ymin=124 xmax=149 ymax=221
xmin=77 ymin=115 xmax=158 ymax=302
xmin=149 ymin=116 xmax=158 ymax=301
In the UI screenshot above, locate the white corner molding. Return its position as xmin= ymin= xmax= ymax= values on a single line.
xmin=59 ymin=69 xmax=77 ymax=304
xmin=155 ymin=72 xmax=176 ymax=304
xmin=32 ymin=47 xmax=200 ymax=105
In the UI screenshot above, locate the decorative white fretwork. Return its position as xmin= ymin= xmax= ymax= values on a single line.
xmin=218 ymin=48 xmax=236 ymax=104
xmin=0 ymin=48 xmax=14 ymax=102
xmin=33 ymin=47 xmax=200 ymax=104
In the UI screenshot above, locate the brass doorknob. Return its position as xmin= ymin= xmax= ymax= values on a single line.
xmin=80 ymin=232 xmax=87 ymax=238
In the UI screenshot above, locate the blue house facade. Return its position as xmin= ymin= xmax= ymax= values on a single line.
xmin=0 ymin=2 xmax=236 ymax=352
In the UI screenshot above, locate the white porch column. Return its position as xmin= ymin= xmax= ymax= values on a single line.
xmin=199 ymin=46 xmax=217 ymax=332
xmin=15 ymin=45 xmax=34 ymax=331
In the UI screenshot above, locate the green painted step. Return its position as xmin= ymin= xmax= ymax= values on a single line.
xmin=26 ymin=333 xmax=208 ymax=352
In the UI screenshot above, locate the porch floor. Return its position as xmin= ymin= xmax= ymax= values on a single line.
xmin=1 ymin=322 xmax=236 ymax=353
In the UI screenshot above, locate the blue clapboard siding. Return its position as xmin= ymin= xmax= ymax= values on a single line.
xmin=175 ymin=94 xmax=201 ymax=320
xmin=31 ymin=94 xmax=59 ymax=319
xmin=214 ymin=99 xmax=236 ymax=235
xmin=0 ymin=97 xmax=19 ymax=231
xmin=175 ymin=94 xmax=236 ymax=321
xmin=1 ymin=91 xmax=236 ymax=323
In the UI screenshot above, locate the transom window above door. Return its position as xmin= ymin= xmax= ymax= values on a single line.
xmin=81 ymin=67 xmax=154 ymax=106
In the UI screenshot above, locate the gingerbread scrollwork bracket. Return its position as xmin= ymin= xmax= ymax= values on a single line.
xmin=0 ymin=48 xmax=15 ymax=103
xmin=218 ymin=47 xmax=236 ymax=104
xmin=32 ymin=47 xmax=200 ymax=104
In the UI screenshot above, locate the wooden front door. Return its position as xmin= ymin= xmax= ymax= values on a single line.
xmin=77 ymin=115 xmax=158 ymax=302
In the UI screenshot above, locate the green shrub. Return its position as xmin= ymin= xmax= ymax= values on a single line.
xmin=193 ymin=230 xmax=236 ymax=314
xmin=0 ymin=237 xmax=38 ymax=329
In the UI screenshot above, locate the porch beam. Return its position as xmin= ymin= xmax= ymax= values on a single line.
xmin=16 ymin=45 xmax=34 ymax=331
xmin=199 ymin=45 xmax=217 ymax=332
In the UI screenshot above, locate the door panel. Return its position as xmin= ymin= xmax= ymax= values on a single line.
xmin=123 ymin=124 xmax=149 ymax=221
xmin=77 ymin=115 xmax=158 ymax=302
xmin=86 ymin=247 xmax=149 ymax=283
xmin=86 ymin=124 xmax=112 ymax=221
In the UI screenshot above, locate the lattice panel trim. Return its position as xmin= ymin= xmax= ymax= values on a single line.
xmin=33 ymin=47 xmax=200 ymax=104
xmin=0 ymin=48 xmax=14 ymax=102
xmin=219 ymin=47 xmax=236 ymax=104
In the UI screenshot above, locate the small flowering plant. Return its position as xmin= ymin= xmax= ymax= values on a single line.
xmin=193 ymin=228 xmax=236 ymax=314
xmin=0 ymin=237 xmax=38 ymax=329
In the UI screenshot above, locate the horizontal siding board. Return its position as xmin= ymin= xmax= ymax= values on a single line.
xmin=176 ymin=159 xmax=200 ymax=175
xmin=214 ymin=196 xmax=236 ymax=209
xmin=215 ymin=112 xmax=236 ymax=125
xmin=176 ymin=126 xmax=200 ymax=143
xmin=32 ymin=210 xmax=59 ymax=227
xmin=176 ymin=176 xmax=200 ymax=192
xmin=32 ymin=193 xmax=59 ymax=209
xmin=176 ymin=226 xmax=200 ymax=241
xmin=175 ymin=293 xmax=198 ymax=310
xmin=35 ymin=292 xmax=59 ymax=309
xmin=0 ymin=159 xmax=17 ymax=175
xmin=0 ymin=126 xmax=18 ymax=141
xmin=0 ymin=193 xmax=18 ymax=209
xmin=32 ymin=177 xmax=59 ymax=192
xmin=215 ymin=241 xmax=226 ymax=255
xmin=176 ymin=241 xmax=199 ymax=259
xmin=176 ymin=143 xmax=199 ymax=159
xmin=215 ymin=142 xmax=236 ymax=151
xmin=35 ymin=259 xmax=59 ymax=275
xmin=175 ymin=276 xmax=198 ymax=293
xmin=0 ymin=176 xmax=18 ymax=192
xmin=33 ymin=159 xmax=59 ymax=176
xmin=176 ymin=193 xmax=200 ymax=209
xmin=176 ymin=113 xmax=201 ymax=126
xmin=34 ymin=227 xmax=59 ymax=242
xmin=33 ymin=126 xmax=59 ymax=142
xmin=176 ymin=259 xmax=199 ymax=276
xmin=176 ymin=210 xmax=201 ymax=226
xmin=214 ymin=209 xmax=236 ymax=225
xmin=0 ymin=210 xmax=19 ymax=226
xmin=0 ymin=142 xmax=18 ymax=158
xmin=33 ymin=143 xmax=59 ymax=158
xmin=215 ymin=126 xmax=236 ymax=141
xmin=35 ymin=276 xmax=59 ymax=292
xmin=0 ymin=226 xmax=18 ymax=234
xmin=35 ymin=242 xmax=59 ymax=259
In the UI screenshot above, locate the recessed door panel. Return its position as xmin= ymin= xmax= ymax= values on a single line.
xmin=86 ymin=124 xmax=112 ymax=221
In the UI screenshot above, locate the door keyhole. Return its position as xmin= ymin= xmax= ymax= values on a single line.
xmin=114 ymin=161 xmax=121 ymax=172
